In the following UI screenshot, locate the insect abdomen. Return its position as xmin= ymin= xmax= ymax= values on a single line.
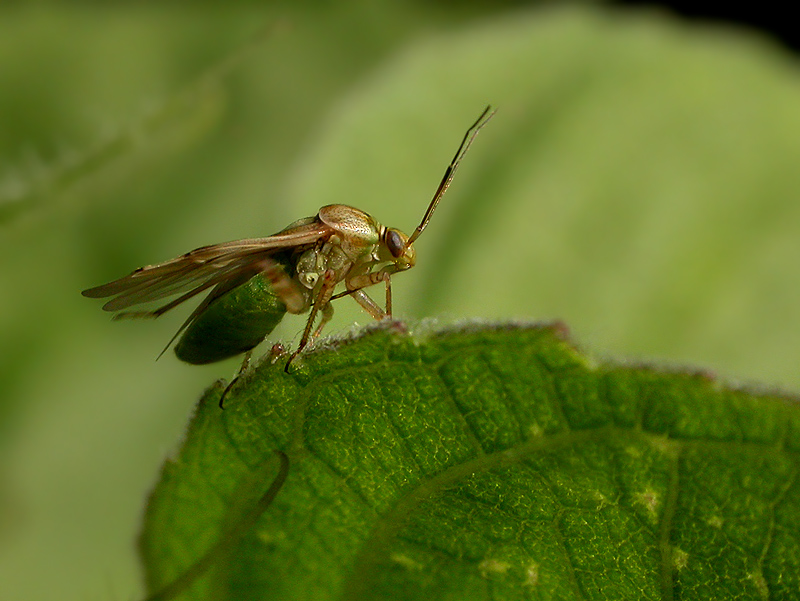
xmin=174 ymin=272 xmax=288 ymax=365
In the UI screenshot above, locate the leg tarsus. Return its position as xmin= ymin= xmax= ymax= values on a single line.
xmin=311 ymin=302 xmax=334 ymax=340
xmin=218 ymin=351 xmax=253 ymax=409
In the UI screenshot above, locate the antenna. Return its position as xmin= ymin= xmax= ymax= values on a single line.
xmin=405 ymin=104 xmax=496 ymax=247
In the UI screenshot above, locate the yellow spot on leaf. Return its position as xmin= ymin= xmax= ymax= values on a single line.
xmin=707 ymin=515 xmax=723 ymax=529
xmin=748 ymin=571 xmax=768 ymax=599
xmin=634 ymin=488 xmax=660 ymax=522
xmin=625 ymin=445 xmax=642 ymax=458
xmin=390 ymin=553 xmax=422 ymax=571
xmin=672 ymin=547 xmax=688 ymax=570
xmin=478 ymin=558 xmax=511 ymax=578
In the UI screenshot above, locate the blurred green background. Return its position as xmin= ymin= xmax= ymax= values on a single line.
xmin=2 ymin=2 xmax=800 ymax=600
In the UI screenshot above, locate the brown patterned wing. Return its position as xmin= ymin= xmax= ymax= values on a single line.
xmin=82 ymin=220 xmax=333 ymax=317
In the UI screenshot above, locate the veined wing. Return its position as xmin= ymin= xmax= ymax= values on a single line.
xmin=82 ymin=220 xmax=333 ymax=314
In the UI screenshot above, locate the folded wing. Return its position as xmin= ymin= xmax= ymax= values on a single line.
xmin=82 ymin=220 xmax=333 ymax=316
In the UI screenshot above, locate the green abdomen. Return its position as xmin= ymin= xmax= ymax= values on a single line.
xmin=175 ymin=273 xmax=288 ymax=365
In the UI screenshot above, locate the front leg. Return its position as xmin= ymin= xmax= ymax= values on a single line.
xmin=351 ymin=289 xmax=387 ymax=321
xmin=347 ymin=269 xmax=393 ymax=318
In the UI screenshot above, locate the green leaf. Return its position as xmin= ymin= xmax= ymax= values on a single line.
xmin=140 ymin=323 xmax=800 ymax=600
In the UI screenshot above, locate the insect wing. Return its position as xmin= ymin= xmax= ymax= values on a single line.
xmin=82 ymin=220 xmax=333 ymax=316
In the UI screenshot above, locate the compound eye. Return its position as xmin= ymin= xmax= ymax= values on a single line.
xmin=386 ymin=229 xmax=406 ymax=258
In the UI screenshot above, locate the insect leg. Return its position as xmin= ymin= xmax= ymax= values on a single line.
xmin=286 ymin=268 xmax=338 ymax=371
xmin=346 ymin=269 xmax=393 ymax=318
xmin=311 ymin=302 xmax=335 ymax=340
xmin=218 ymin=351 xmax=253 ymax=409
xmin=350 ymin=288 xmax=388 ymax=320
xmin=219 ymin=343 xmax=288 ymax=408
xmin=384 ymin=274 xmax=392 ymax=317
xmin=258 ymin=258 xmax=307 ymax=314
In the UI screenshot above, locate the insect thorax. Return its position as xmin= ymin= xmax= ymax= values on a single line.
xmin=294 ymin=247 xmax=327 ymax=289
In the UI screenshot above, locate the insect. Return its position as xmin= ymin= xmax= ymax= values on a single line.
xmin=83 ymin=105 xmax=495 ymax=372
